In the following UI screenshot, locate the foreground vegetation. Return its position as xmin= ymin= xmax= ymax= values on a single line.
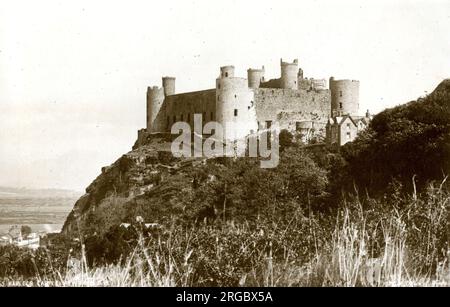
xmin=1 ymin=178 xmax=448 ymax=287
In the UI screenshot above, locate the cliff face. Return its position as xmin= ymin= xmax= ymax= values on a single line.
xmin=62 ymin=133 xmax=205 ymax=237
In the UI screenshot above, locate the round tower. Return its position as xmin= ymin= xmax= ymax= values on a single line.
xmin=329 ymin=78 xmax=360 ymax=117
xmin=280 ymin=58 xmax=299 ymax=89
xmin=216 ymin=67 xmax=257 ymax=141
xmin=146 ymin=86 xmax=165 ymax=132
xmin=162 ymin=76 xmax=176 ymax=96
xmin=220 ymin=66 xmax=235 ymax=78
xmin=247 ymin=66 xmax=265 ymax=88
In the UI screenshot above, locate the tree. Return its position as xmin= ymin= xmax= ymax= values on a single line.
xmin=21 ymin=225 xmax=32 ymax=237
xmin=341 ymin=81 xmax=450 ymax=195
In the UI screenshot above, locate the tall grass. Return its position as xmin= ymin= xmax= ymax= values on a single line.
xmin=1 ymin=182 xmax=448 ymax=287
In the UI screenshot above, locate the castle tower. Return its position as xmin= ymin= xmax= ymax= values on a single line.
xmin=146 ymin=86 xmax=165 ymax=132
xmin=280 ymin=58 xmax=299 ymax=89
xmin=329 ymin=77 xmax=360 ymax=117
xmin=216 ymin=66 xmax=257 ymax=142
xmin=162 ymin=76 xmax=176 ymax=96
xmin=220 ymin=66 xmax=235 ymax=78
xmin=247 ymin=66 xmax=265 ymax=88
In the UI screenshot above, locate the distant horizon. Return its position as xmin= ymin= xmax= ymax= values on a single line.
xmin=0 ymin=185 xmax=83 ymax=195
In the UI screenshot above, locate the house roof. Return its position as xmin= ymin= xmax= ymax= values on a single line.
xmin=328 ymin=114 xmax=371 ymax=126
xmin=329 ymin=115 xmax=356 ymax=126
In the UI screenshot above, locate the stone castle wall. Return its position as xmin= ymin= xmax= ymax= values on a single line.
xmin=153 ymin=89 xmax=216 ymax=132
xmin=146 ymin=59 xmax=359 ymax=143
xmin=151 ymin=87 xmax=331 ymax=140
xmin=253 ymin=88 xmax=331 ymax=137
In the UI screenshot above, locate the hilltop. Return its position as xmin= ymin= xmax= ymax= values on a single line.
xmin=62 ymin=79 xmax=450 ymax=237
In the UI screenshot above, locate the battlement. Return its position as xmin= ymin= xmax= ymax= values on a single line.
xmin=247 ymin=66 xmax=265 ymax=72
xmin=280 ymin=58 xmax=298 ymax=66
xmin=148 ymin=85 xmax=164 ymax=92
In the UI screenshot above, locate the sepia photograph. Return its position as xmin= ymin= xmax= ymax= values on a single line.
xmin=0 ymin=0 xmax=449 ymax=294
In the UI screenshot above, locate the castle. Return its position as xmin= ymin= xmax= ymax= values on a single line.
xmin=141 ymin=58 xmax=371 ymax=147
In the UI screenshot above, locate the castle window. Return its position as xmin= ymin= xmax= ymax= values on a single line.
xmin=266 ymin=120 xmax=272 ymax=129
xmin=346 ymin=132 xmax=351 ymax=140
xmin=218 ymin=83 xmax=221 ymax=89
xmin=347 ymin=123 xmax=351 ymax=130
xmin=225 ymin=72 xmax=228 ymax=77
xmin=251 ymin=101 xmax=254 ymax=107
xmin=340 ymin=91 xmax=343 ymax=97
xmin=339 ymin=103 xmax=343 ymax=109
xmin=234 ymin=109 xmax=238 ymax=116
xmin=234 ymin=94 xmax=237 ymax=98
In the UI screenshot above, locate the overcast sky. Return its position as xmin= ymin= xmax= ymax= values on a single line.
xmin=0 ymin=0 xmax=449 ymax=191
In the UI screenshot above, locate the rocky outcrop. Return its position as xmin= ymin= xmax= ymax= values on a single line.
xmin=62 ymin=133 xmax=205 ymax=236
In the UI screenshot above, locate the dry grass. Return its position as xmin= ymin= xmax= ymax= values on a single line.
xmin=1 ymin=182 xmax=448 ymax=287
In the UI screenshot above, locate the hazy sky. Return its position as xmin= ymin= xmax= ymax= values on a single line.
xmin=0 ymin=0 xmax=449 ymax=191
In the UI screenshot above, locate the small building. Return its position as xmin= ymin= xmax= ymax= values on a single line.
xmin=0 ymin=234 xmax=13 ymax=246
xmin=326 ymin=112 xmax=371 ymax=146
xmin=0 ymin=226 xmax=40 ymax=249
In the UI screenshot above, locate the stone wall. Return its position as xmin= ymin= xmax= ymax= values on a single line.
xmin=253 ymin=88 xmax=331 ymax=138
xmin=153 ymin=89 xmax=216 ymax=132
